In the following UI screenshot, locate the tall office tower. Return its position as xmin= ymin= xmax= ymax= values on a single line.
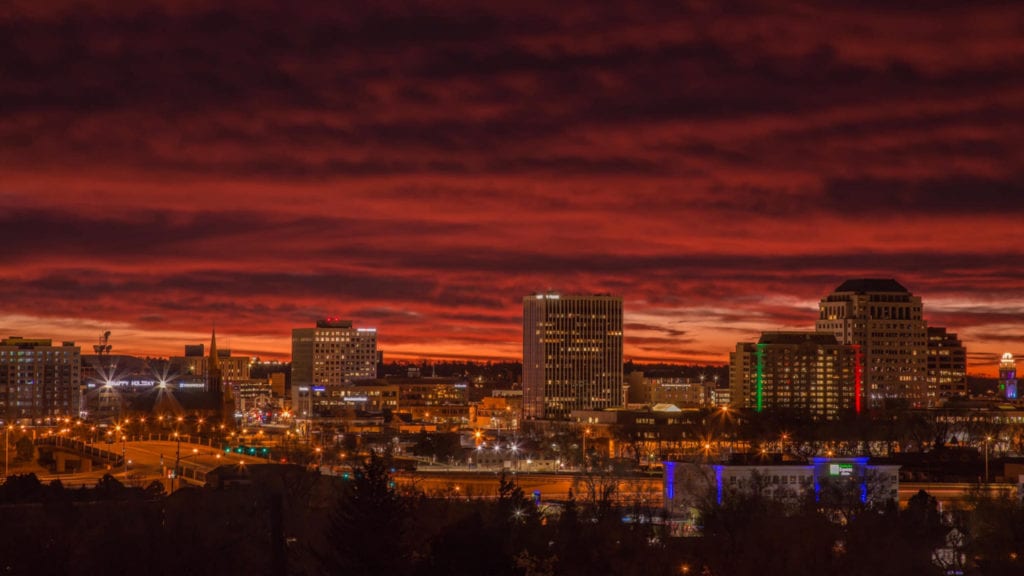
xmin=730 ymin=332 xmax=861 ymax=419
xmin=522 ymin=293 xmax=623 ymax=420
xmin=0 ymin=337 xmax=81 ymax=422
xmin=816 ymin=279 xmax=929 ymax=409
xmin=1000 ymin=353 xmax=1018 ymax=400
xmin=291 ymin=319 xmax=378 ymax=418
xmin=926 ymin=327 xmax=968 ymax=400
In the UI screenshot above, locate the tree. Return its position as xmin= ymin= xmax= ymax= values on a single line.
xmin=0 ymin=473 xmax=42 ymax=502
xmin=611 ymin=422 xmax=646 ymax=468
xmin=143 ymin=480 xmax=166 ymax=499
xmin=699 ymin=487 xmax=839 ymax=576
xmin=322 ymin=450 xmax=412 ymax=576
xmin=961 ymin=488 xmax=1024 ymax=575
xmin=93 ymin=474 xmax=127 ymax=500
xmin=14 ymin=435 xmax=33 ymax=462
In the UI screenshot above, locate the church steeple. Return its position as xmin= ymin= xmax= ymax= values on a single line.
xmin=209 ymin=326 xmax=220 ymax=371
xmin=207 ymin=326 xmax=223 ymax=396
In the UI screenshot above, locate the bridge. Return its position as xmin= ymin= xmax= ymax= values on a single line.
xmin=29 ymin=436 xmax=272 ymax=488
xmin=34 ymin=436 xmax=123 ymax=473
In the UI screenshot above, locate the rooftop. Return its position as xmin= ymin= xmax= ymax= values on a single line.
xmin=833 ymin=278 xmax=909 ymax=293
xmin=758 ymin=331 xmax=839 ymax=346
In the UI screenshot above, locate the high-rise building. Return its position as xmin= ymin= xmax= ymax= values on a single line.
xmin=926 ymin=327 xmax=967 ymax=400
xmin=730 ymin=331 xmax=861 ymax=419
xmin=816 ymin=279 xmax=929 ymax=408
xmin=291 ymin=319 xmax=378 ymax=419
xmin=0 ymin=337 xmax=81 ymax=422
xmin=522 ymin=293 xmax=623 ymax=420
xmin=1000 ymin=353 xmax=1018 ymax=400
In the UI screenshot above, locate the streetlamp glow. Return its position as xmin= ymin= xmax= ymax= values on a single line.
xmin=984 ymin=436 xmax=992 ymax=484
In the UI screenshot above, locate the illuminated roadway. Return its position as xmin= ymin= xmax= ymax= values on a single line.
xmin=37 ymin=439 xmax=272 ymax=488
xmin=35 ymin=440 xmax=1018 ymax=510
xmin=392 ymin=472 xmax=1015 ymax=509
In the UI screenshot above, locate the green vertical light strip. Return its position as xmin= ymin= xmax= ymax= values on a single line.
xmin=756 ymin=343 xmax=765 ymax=412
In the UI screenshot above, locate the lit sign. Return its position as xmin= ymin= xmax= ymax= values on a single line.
xmin=829 ymin=463 xmax=854 ymax=477
xmin=344 ymin=396 xmax=368 ymax=402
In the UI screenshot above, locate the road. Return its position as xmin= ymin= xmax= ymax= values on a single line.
xmin=36 ymin=439 xmax=274 ymax=488
xmin=393 ymin=472 xmax=1016 ymax=510
xmin=34 ymin=440 xmax=1018 ymax=510
xmin=392 ymin=470 xmax=664 ymax=505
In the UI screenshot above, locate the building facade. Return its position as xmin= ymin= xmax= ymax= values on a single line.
xmin=730 ymin=332 xmax=861 ymax=419
xmin=627 ymin=372 xmax=710 ymax=408
xmin=522 ymin=293 xmax=623 ymax=420
xmin=927 ymin=327 xmax=968 ymax=400
xmin=291 ymin=319 xmax=378 ymax=419
xmin=0 ymin=337 xmax=81 ymax=422
xmin=171 ymin=345 xmax=251 ymax=383
xmin=663 ymin=457 xmax=900 ymax=512
xmin=816 ymin=279 xmax=930 ymax=408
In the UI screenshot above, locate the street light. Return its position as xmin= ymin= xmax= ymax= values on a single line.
xmin=582 ymin=428 xmax=591 ymax=469
xmin=115 ymin=424 xmax=127 ymax=476
xmin=173 ymin=432 xmax=181 ymax=492
xmin=984 ymin=435 xmax=992 ymax=484
xmin=171 ymin=448 xmax=205 ymax=490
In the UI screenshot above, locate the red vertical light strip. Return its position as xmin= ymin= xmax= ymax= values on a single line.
xmin=853 ymin=344 xmax=863 ymax=413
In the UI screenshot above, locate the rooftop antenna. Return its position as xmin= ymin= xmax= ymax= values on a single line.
xmin=93 ymin=331 xmax=112 ymax=356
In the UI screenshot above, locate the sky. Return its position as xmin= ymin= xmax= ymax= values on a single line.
xmin=1 ymin=1 xmax=1022 ymax=374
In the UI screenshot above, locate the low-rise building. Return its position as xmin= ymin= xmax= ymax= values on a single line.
xmin=663 ymin=456 xmax=900 ymax=514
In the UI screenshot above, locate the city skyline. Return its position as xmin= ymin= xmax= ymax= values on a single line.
xmin=2 ymin=2 xmax=1022 ymax=374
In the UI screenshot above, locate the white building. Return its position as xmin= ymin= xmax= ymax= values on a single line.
xmin=663 ymin=457 xmax=900 ymax=513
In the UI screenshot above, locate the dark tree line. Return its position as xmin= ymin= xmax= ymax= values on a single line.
xmin=1 ymin=461 xmax=1022 ymax=575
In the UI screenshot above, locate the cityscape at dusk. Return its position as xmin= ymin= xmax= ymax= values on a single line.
xmin=2 ymin=1 xmax=1022 ymax=372
xmin=3 ymin=2 xmax=1024 ymax=575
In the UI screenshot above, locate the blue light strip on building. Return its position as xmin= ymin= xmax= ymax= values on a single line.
xmin=714 ymin=465 xmax=724 ymax=505
xmin=664 ymin=461 xmax=676 ymax=501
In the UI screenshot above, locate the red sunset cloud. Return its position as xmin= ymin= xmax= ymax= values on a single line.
xmin=1 ymin=1 xmax=1022 ymax=374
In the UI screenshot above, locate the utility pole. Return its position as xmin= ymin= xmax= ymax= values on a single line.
xmin=4 ymin=425 xmax=10 ymax=480
xmin=984 ymin=436 xmax=992 ymax=484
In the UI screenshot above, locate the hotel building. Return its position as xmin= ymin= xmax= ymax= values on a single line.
xmin=291 ymin=319 xmax=378 ymax=419
xmin=730 ymin=331 xmax=861 ymax=419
